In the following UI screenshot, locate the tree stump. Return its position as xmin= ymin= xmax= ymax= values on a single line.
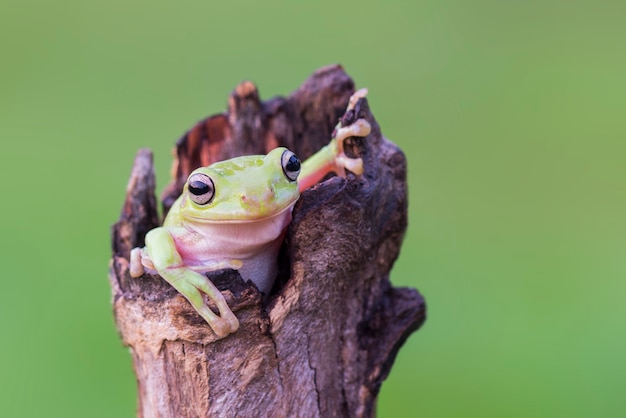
xmin=109 ymin=65 xmax=426 ymax=418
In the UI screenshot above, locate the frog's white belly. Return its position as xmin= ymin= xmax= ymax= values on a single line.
xmin=171 ymin=210 xmax=292 ymax=294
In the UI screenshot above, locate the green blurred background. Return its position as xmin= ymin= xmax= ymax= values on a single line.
xmin=1 ymin=0 xmax=624 ymax=416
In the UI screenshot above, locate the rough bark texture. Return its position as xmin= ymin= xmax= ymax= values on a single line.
xmin=110 ymin=65 xmax=426 ymax=418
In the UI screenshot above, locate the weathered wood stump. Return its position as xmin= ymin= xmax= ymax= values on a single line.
xmin=110 ymin=65 xmax=426 ymax=418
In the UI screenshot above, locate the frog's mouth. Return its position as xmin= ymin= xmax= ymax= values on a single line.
xmin=182 ymin=201 xmax=296 ymax=225
xmin=182 ymin=202 xmax=295 ymax=249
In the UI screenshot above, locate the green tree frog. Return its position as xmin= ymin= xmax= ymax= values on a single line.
xmin=130 ymin=89 xmax=371 ymax=337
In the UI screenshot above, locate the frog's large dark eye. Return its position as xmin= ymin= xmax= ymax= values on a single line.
xmin=281 ymin=150 xmax=301 ymax=182
xmin=187 ymin=173 xmax=215 ymax=205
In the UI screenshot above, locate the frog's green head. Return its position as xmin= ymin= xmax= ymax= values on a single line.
xmin=179 ymin=147 xmax=301 ymax=223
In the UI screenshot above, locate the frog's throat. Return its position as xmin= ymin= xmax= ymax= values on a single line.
xmin=181 ymin=202 xmax=296 ymax=225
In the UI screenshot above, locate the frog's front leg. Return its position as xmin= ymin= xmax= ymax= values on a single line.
xmin=298 ymin=88 xmax=372 ymax=191
xmin=144 ymin=227 xmax=239 ymax=337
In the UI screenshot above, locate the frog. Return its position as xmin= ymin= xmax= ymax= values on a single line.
xmin=129 ymin=88 xmax=371 ymax=337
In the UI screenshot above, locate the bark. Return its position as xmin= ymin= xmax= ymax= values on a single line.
xmin=109 ymin=65 xmax=426 ymax=418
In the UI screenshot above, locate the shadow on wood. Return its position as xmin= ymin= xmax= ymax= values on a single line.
xmin=110 ymin=64 xmax=426 ymax=418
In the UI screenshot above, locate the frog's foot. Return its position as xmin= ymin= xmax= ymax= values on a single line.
xmin=333 ymin=118 xmax=371 ymax=176
xmin=175 ymin=273 xmax=240 ymax=337
xmin=129 ymin=247 xmax=158 ymax=277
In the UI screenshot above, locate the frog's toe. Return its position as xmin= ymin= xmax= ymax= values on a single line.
xmin=216 ymin=303 xmax=240 ymax=333
xmin=228 ymin=259 xmax=244 ymax=270
xmin=210 ymin=318 xmax=233 ymax=338
xmin=347 ymin=88 xmax=368 ymax=111
xmin=129 ymin=248 xmax=145 ymax=278
xmin=212 ymin=315 xmax=240 ymax=337
xmin=337 ymin=155 xmax=364 ymax=176
xmin=195 ymin=304 xmax=238 ymax=337
xmin=224 ymin=314 xmax=240 ymax=333
xmin=336 ymin=119 xmax=371 ymax=143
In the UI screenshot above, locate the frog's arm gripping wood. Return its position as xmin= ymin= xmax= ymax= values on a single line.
xmin=110 ymin=65 xmax=425 ymax=418
xmin=298 ymin=88 xmax=371 ymax=192
xmin=144 ymin=228 xmax=239 ymax=337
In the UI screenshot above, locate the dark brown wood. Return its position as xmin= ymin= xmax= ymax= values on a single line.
xmin=110 ymin=65 xmax=426 ymax=418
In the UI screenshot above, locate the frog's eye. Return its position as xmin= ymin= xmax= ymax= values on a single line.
xmin=187 ymin=173 xmax=215 ymax=205
xmin=281 ymin=150 xmax=301 ymax=182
